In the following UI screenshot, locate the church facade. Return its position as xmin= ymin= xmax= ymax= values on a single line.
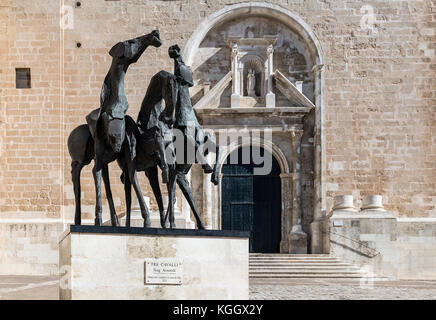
xmin=0 ymin=0 xmax=435 ymax=279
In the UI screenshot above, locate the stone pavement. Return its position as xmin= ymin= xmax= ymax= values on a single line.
xmin=0 ymin=275 xmax=59 ymax=300
xmin=250 ymin=279 xmax=436 ymax=300
xmin=1 ymin=276 xmax=436 ymax=300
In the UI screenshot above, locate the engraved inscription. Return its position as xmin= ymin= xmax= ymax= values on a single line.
xmin=145 ymin=258 xmax=183 ymax=285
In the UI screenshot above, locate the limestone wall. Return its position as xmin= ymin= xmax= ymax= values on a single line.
xmin=0 ymin=0 xmax=435 ymax=275
xmin=0 ymin=0 xmax=434 ymax=223
xmin=0 ymin=221 xmax=63 ymax=276
xmin=330 ymin=211 xmax=436 ymax=280
xmin=397 ymin=219 xmax=436 ymax=279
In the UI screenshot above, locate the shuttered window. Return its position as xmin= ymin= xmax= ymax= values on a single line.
xmin=15 ymin=68 xmax=31 ymax=89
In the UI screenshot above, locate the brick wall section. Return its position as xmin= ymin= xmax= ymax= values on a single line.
xmin=0 ymin=0 xmax=62 ymax=219
xmin=0 ymin=0 xmax=435 ymax=221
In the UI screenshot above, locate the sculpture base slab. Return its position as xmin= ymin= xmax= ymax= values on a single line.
xmin=59 ymin=225 xmax=249 ymax=300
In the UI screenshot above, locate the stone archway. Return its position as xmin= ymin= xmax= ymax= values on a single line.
xmin=184 ymin=2 xmax=328 ymax=253
xmin=216 ymin=138 xmax=294 ymax=254
xmin=221 ymin=146 xmax=282 ymax=253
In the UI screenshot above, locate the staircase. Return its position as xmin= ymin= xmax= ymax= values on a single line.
xmin=249 ymin=254 xmax=367 ymax=279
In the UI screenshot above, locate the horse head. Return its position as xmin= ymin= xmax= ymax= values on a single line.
xmin=109 ymin=30 xmax=162 ymax=61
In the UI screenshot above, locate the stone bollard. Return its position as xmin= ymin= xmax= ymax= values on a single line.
xmin=361 ymin=195 xmax=385 ymax=211
xmin=332 ymin=195 xmax=356 ymax=211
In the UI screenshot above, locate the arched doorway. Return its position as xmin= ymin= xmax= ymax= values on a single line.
xmin=221 ymin=146 xmax=281 ymax=253
xmin=186 ymin=2 xmax=329 ymax=253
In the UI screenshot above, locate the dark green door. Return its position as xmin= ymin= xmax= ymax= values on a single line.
xmin=221 ymin=147 xmax=281 ymax=253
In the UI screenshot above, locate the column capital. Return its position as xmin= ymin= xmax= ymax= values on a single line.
xmin=231 ymin=43 xmax=239 ymax=57
xmin=280 ymin=173 xmax=294 ymax=179
xmin=290 ymin=129 xmax=304 ymax=144
xmin=311 ymin=64 xmax=325 ymax=74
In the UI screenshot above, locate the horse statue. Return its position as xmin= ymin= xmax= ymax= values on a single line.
xmin=119 ymin=55 xmax=221 ymax=229
xmin=118 ymin=68 xmax=212 ymax=229
xmin=67 ymin=30 xmax=162 ymax=227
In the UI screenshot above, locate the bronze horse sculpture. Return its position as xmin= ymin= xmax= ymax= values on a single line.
xmin=68 ymin=33 xmax=220 ymax=230
xmin=67 ymin=30 xmax=162 ymax=227
xmin=119 ymin=67 xmax=220 ymax=230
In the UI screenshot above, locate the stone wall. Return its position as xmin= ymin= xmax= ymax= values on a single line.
xmin=330 ymin=210 xmax=436 ymax=280
xmin=0 ymin=221 xmax=63 ymax=275
xmin=1 ymin=0 xmax=434 ymax=223
xmin=0 ymin=0 xmax=435 ymax=275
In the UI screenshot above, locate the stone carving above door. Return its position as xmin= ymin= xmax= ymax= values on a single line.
xmin=190 ymin=16 xmax=316 ymax=110
xmin=227 ymin=36 xmax=277 ymax=108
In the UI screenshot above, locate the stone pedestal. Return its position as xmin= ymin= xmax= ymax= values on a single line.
xmin=231 ymin=93 xmax=241 ymax=108
xmin=59 ymin=225 xmax=249 ymax=300
xmin=333 ymin=195 xmax=356 ymax=211
xmin=265 ymin=92 xmax=276 ymax=108
xmin=290 ymin=224 xmax=307 ymax=254
xmin=361 ymin=195 xmax=385 ymax=211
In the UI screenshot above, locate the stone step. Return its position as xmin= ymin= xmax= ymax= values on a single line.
xmin=250 ymin=269 xmax=361 ymax=274
xmin=252 ymin=262 xmax=338 ymax=264
xmin=249 ymin=273 xmax=366 ymax=279
xmin=249 ymin=256 xmax=340 ymax=260
xmin=250 ymin=266 xmax=358 ymax=270
xmin=250 ymin=256 xmax=338 ymax=258
xmin=249 ymin=259 xmax=343 ymax=263
xmin=249 ymin=255 xmax=334 ymax=258
xmin=250 ymin=253 xmax=332 ymax=258
xmin=248 ymin=254 xmax=378 ymax=280
xmin=249 ymin=265 xmax=360 ymax=271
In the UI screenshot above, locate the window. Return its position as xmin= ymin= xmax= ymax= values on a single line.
xmin=15 ymin=68 xmax=31 ymax=89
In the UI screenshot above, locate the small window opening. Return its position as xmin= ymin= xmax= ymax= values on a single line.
xmin=15 ymin=68 xmax=31 ymax=89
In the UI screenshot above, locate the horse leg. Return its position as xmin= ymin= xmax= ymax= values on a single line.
xmin=211 ymin=141 xmax=221 ymax=186
xmin=146 ymin=166 xmax=168 ymax=228
xmin=177 ymin=173 xmax=205 ymax=230
xmin=92 ymin=159 xmax=103 ymax=226
xmin=102 ymin=164 xmax=119 ymax=227
xmin=165 ymin=169 xmax=177 ymax=229
xmin=122 ymin=172 xmax=132 ymax=228
xmin=71 ymin=161 xmax=84 ymax=225
xmin=156 ymin=137 xmax=169 ymax=184
xmin=126 ymin=157 xmax=150 ymax=228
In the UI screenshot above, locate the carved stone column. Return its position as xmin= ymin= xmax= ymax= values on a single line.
xmin=265 ymin=44 xmax=276 ymax=108
xmin=310 ymin=63 xmax=329 ymax=254
xmin=290 ymin=129 xmax=307 ymax=254
xmin=280 ymin=173 xmax=293 ymax=253
xmin=231 ymin=43 xmax=240 ymax=108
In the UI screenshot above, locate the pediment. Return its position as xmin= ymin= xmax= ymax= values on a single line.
xmin=274 ymin=70 xmax=315 ymax=109
xmin=193 ymin=69 xmax=315 ymax=110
